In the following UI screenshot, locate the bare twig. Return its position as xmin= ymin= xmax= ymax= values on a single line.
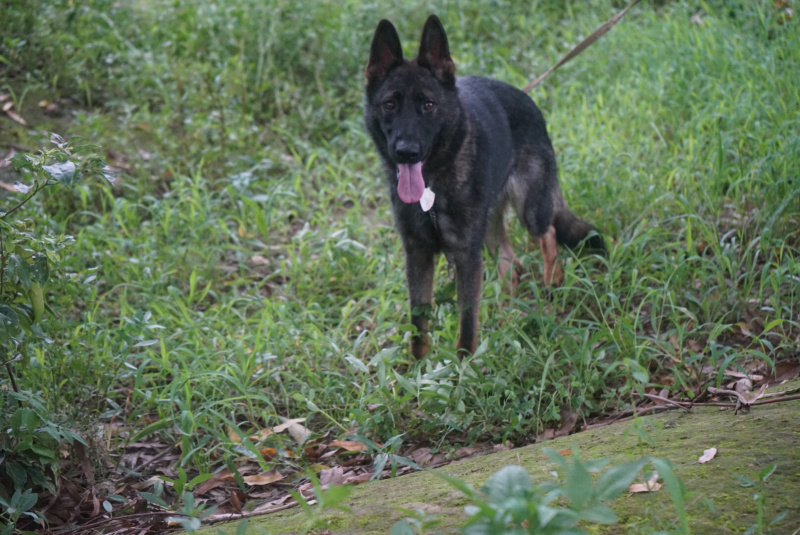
xmin=637 ymin=392 xmax=692 ymax=412
xmin=52 ymin=511 xmax=176 ymax=534
xmin=203 ymin=500 xmax=299 ymax=525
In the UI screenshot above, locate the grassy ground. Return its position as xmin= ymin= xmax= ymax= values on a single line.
xmin=1 ymin=0 xmax=799 ymax=530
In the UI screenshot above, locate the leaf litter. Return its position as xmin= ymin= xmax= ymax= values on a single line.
xmin=18 ymin=352 xmax=800 ymax=533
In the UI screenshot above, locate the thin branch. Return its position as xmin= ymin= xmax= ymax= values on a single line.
xmin=4 ymin=359 xmax=22 ymax=408
xmin=203 ymin=500 xmax=299 ymax=525
xmin=0 ymin=181 xmax=43 ymax=221
xmin=0 ymin=222 xmax=5 ymax=295
xmin=52 ymin=510 xmax=176 ymax=534
xmin=637 ymin=392 xmax=692 ymax=411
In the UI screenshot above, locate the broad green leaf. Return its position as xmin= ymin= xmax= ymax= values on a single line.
xmin=29 ymin=443 xmax=57 ymax=461
xmin=43 ymin=160 xmax=78 ymax=185
xmin=372 ymin=453 xmax=389 ymax=480
xmin=595 ymin=459 xmax=648 ymax=501
xmin=0 ymin=304 xmax=22 ymax=338
xmin=758 ymin=463 xmax=777 ymax=482
xmin=8 ymin=254 xmax=31 ymax=290
xmin=4 ymin=462 xmax=28 ymax=489
xmin=345 ymin=355 xmax=368 ymax=373
xmin=481 ymin=465 xmax=532 ymax=504
xmin=390 ymin=520 xmax=415 ymax=535
xmin=13 ymin=488 xmax=38 ymax=512
xmin=129 ymin=417 xmax=171 ymax=443
xmin=28 ymin=282 xmax=45 ymax=322
xmin=10 ymin=153 xmax=33 ymax=172
xmin=650 ymin=458 xmax=688 ymax=534
xmin=580 ymin=504 xmax=618 ymax=524
xmin=188 ymin=473 xmax=214 ymax=489
xmin=393 ymin=455 xmax=423 ymax=471
xmin=140 ymin=492 xmax=168 ymax=508
xmin=564 ymin=459 xmax=592 ymax=510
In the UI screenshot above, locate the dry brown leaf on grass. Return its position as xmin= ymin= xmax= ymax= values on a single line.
xmin=243 ymin=468 xmax=284 ymax=486
xmin=629 ymin=471 xmax=662 ymax=493
xmin=319 ymin=466 xmax=346 ymax=488
xmin=5 ymin=109 xmax=27 ymax=126
xmin=328 ymin=440 xmax=368 ymax=452
xmin=193 ymin=469 xmax=238 ymax=495
xmin=343 ymin=471 xmax=373 ymax=485
xmin=554 ymin=407 xmax=579 ymax=438
xmin=273 ymin=417 xmax=307 ymax=434
xmin=259 ymin=447 xmax=295 ymax=460
xmin=277 ymin=416 xmax=311 ymax=444
xmin=770 ymin=359 xmax=800 ymax=384
xmin=227 ymin=417 xmax=307 ymax=444
xmin=724 ymin=369 xmax=764 ymax=382
xmin=698 ymin=447 xmax=718 ymax=464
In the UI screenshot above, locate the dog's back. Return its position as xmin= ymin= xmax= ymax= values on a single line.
xmin=457 ymin=76 xmax=604 ymax=252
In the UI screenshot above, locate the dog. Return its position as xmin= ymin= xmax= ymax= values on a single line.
xmin=364 ymin=15 xmax=605 ymax=359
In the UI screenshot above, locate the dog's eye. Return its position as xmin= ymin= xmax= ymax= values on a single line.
xmin=383 ymin=100 xmax=395 ymax=111
xmin=423 ymin=101 xmax=435 ymax=111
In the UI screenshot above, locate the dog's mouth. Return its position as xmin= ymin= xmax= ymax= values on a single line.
xmin=397 ymin=162 xmax=425 ymax=204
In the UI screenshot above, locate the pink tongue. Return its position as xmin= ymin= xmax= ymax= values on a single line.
xmin=397 ymin=162 xmax=425 ymax=204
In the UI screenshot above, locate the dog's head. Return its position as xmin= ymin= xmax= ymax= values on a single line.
xmin=364 ymin=15 xmax=459 ymax=204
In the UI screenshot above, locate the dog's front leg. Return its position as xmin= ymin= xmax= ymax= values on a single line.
xmin=405 ymin=246 xmax=435 ymax=359
xmin=454 ymin=249 xmax=483 ymax=356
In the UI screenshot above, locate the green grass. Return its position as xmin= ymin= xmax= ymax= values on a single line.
xmin=1 ymin=0 xmax=798 ymax=501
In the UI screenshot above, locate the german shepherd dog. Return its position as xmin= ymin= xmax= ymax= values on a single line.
xmin=364 ymin=15 xmax=605 ymax=359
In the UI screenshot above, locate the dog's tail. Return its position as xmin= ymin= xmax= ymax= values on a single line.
xmin=553 ymin=209 xmax=606 ymax=254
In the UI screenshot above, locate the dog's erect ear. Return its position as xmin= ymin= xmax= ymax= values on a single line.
xmin=366 ymin=20 xmax=404 ymax=82
xmin=417 ymin=15 xmax=455 ymax=84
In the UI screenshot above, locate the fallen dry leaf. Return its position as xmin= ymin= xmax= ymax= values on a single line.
xmin=277 ymin=416 xmax=311 ymax=444
xmin=554 ymin=407 xmax=578 ymax=438
xmin=733 ymin=377 xmax=752 ymax=395
xmin=698 ymin=447 xmax=717 ymax=464
xmin=328 ymin=440 xmax=367 ymax=452
xmin=273 ymin=418 xmax=307 ymax=434
xmin=243 ymin=468 xmax=284 ymax=486
xmin=5 ymin=109 xmax=27 ymax=126
xmin=536 ymin=428 xmax=556 ymax=441
xmin=319 ymin=466 xmax=346 ymax=488
xmin=724 ymin=369 xmax=764 ymax=382
xmin=250 ymin=254 xmax=270 ymax=266
xmin=629 ymin=471 xmax=662 ymax=493
xmin=194 ymin=469 xmax=233 ymax=495
xmin=770 ymin=359 xmax=800 ymax=384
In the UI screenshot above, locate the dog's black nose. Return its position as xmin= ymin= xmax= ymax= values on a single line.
xmin=394 ymin=140 xmax=421 ymax=163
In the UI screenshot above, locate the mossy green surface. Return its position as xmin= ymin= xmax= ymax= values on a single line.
xmin=201 ymin=391 xmax=800 ymax=534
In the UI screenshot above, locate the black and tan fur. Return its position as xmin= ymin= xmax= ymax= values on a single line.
xmin=364 ymin=15 xmax=605 ymax=358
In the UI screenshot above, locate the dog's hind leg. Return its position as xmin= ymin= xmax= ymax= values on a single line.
xmin=484 ymin=206 xmax=522 ymax=290
xmin=539 ymin=225 xmax=564 ymax=285
xmin=508 ymin=156 xmax=564 ymax=286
